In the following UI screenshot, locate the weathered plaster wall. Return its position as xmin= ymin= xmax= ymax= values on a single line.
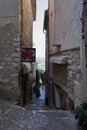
xmin=54 ymin=0 xmax=83 ymax=50
xmin=49 ymin=0 xmax=55 ymax=51
xmin=0 ymin=0 xmax=20 ymax=100
xmin=49 ymin=0 xmax=59 ymax=55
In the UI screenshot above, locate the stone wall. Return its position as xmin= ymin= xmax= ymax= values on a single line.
xmin=0 ymin=0 xmax=35 ymax=101
xmin=21 ymin=0 xmax=33 ymax=48
xmin=0 ymin=0 xmax=20 ymax=101
xmin=51 ymin=48 xmax=81 ymax=107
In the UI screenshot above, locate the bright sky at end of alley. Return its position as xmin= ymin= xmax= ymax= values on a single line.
xmin=33 ymin=0 xmax=48 ymax=58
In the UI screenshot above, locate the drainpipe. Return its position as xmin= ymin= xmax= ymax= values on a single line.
xmin=80 ymin=0 xmax=87 ymax=102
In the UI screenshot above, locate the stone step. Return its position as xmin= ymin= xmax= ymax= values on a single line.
xmin=0 ymin=99 xmax=16 ymax=116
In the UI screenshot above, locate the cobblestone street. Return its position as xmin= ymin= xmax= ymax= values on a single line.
xmin=0 ymin=97 xmax=79 ymax=130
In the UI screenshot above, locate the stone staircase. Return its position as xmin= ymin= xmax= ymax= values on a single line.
xmin=27 ymin=95 xmax=54 ymax=110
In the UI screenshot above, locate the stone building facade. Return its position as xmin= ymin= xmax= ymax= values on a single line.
xmin=45 ymin=0 xmax=87 ymax=108
xmin=0 ymin=0 xmax=36 ymax=101
xmin=20 ymin=0 xmax=36 ymax=48
xmin=0 ymin=0 xmax=19 ymax=100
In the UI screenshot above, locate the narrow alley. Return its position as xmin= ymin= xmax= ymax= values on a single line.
xmin=0 ymin=0 xmax=87 ymax=130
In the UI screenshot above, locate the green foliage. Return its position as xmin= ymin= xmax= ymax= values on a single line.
xmin=36 ymin=69 xmax=41 ymax=83
xmin=33 ymin=69 xmax=41 ymax=98
xmin=74 ymin=102 xmax=87 ymax=126
xmin=33 ymin=82 xmax=41 ymax=98
xmin=81 ymin=102 xmax=87 ymax=110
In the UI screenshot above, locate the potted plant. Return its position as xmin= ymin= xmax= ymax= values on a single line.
xmin=74 ymin=102 xmax=87 ymax=130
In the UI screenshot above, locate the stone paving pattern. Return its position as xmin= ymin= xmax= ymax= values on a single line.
xmin=0 ymin=98 xmax=80 ymax=130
